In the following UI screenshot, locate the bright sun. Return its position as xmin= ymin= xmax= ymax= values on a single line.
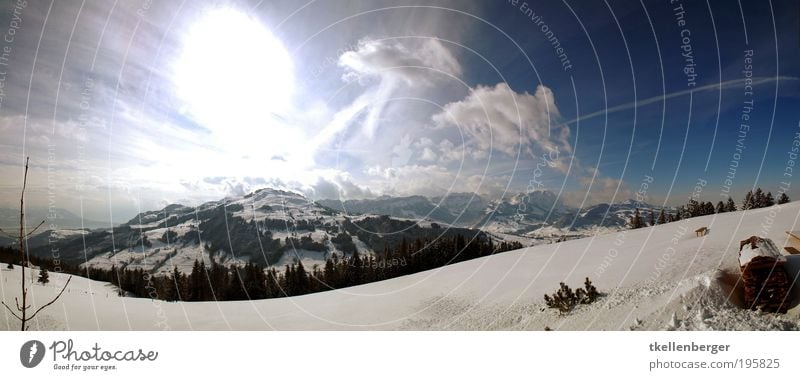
xmin=174 ymin=8 xmax=295 ymax=132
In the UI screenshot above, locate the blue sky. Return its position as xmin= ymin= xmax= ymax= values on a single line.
xmin=0 ymin=0 xmax=798 ymax=223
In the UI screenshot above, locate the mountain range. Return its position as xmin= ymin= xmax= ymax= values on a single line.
xmin=319 ymin=190 xmax=668 ymax=236
xmin=14 ymin=187 xmax=669 ymax=274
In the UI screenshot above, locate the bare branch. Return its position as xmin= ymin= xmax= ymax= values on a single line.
xmin=27 ymin=276 xmax=72 ymax=321
xmin=1 ymin=301 xmax=22 ymax=320
xmin=24 ymin=220 xmax=46 ymax=238
xmin=0 ymin=227 xmax=16 ymax=239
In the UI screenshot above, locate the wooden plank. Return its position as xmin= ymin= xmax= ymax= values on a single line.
xmin=784 ymin=246 xmax=800 ymax=255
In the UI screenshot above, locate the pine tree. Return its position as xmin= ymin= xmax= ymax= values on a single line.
xmin=726 ymin=196 xmax=737 ymax=212
xmin=657 ymin=209 xmax=666 ymax=225
xmin=648 ymin=210 xmax=655 ymax=227
xmin=778 ymin=192 xmax=790 ymax=204
xmin=295 ymin=261 xmax=308 ymax=294
xmin=37 ymin=267 xmax=49 ymax=284
xmin=704 ymin=201 xmax=715 ymax=215
xmin=742 ymin=190 xmax=754 ymax=210
xmin=764 ymin=192 xmax=775 ymax=207
xmin=716 ymin=201 xmax=725 ymax=213
xmin=189 ymin=260 xmax=206 ymax=301
xmin=629 ymin=208 xmax=643 ymax=229
xmin=680 ymin=205 xmax=690 ymax=219
xmin=754 ymin=188 xmax=765 ymax=208
xmin=687 ymin=199 xmax=700 ymax=217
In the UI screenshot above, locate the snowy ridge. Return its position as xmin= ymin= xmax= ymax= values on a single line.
xmin=4 ymin=201 xmax=800 ymax=330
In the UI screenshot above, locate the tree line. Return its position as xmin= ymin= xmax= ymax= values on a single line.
xmin=629 ymin=187 xmax=790 ymax=229
xmin=3 ymin=233 xmax=522 ymax=302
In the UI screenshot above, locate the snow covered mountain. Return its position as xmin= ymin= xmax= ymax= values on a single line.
xmin=27 ymin=188 xmax=486 ymax=275
xmin=320 ymin=190 xmax=570 ymax=227
xmin=16 ymin=188 xmax=678 ymax=276
xmin=321 ymin=191 xmax=667 ymax=239
xmin=5 ymin=201 xmax=799 ymax=330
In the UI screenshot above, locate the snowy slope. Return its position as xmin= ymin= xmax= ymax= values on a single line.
xmin=3 ymin=202 xmax=800 ymax=330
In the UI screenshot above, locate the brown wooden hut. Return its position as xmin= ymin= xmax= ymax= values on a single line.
xmin=738 ymin=236 xmax=790 ymax=313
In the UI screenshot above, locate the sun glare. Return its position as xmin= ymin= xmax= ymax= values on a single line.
xmin=174 ymin=8 xmax=295 ymax=132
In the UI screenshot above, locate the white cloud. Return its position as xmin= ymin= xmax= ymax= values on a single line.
xmin=338 ymin=38 xmax=462 ymax=87
xmin=432 ymin=83 xmax=570 ymax=167
xmin=304 ymin=174 xmax=376 ymax=200
xmin=363 ymin=164 xmax=505 ymax=198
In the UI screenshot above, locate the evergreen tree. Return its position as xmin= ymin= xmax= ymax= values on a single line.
xmin=687 ymin=199 xmax=699 ymax=217
xmin=188 ymin=260 xmax=206 ymax=301
xmin=704 ymin=201 xmax=715 ymax=215
xmin=726 ymin=196 xmax=737 ymax=212
xmin=680 ymin=205 xmax=691 ymax=219
xmin=295 ymin=261 xmax=308 ymax=294
xmin=754 ymin=188 xmax=765 ymax=208
xmin=657 ymin=209 xmax=666 ymax=225
xmin=764 ymin=192 xmax=775 ymax=207
xmin=37 ymin=267 xmax=49 ymax=284
xmin=630 ymin=208 xmax=643 ymax=229
xmin=648 ymin=210 xmax=655 ymax=227
xmin=716 ymin=201 xmax=725 ymax=213
xmin=164 ymin=267 xmax=181 ymax=301
xmin=778 ymin=192 xmax=790 ymax=204
xmin=742 ymin=190 xmax=754 ymax=210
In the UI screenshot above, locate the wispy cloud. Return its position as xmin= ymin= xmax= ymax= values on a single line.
xmin=561 ymin=76 xmax=798 ymax=126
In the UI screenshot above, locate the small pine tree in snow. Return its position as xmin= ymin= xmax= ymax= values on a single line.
xmin=778 ymin=192 xmax=790 ymax=204
xmin=657 ymin=209 xmax=666 ymax=225
xmin=544 ymin=278 xmax=600 ymax=314
xmin=38 ymin=267 xmax=49 ymax=285
xmin=6 ymin=262 xmax=13 ymax=269
xmin=764 ymin=192 xmax=775 ymax=207
xmin=742 ymin=190 xmax=754 ymax=210
xmin=716 ymin=201 xmax=725 ymax=213
xmin=584 ymin=277 xmax=599 ymax=302
xmin=726 ymin=196 xmax=737 ymax=212
xmin=648 ymin=211 xmax=655 ymax=227
xmin=754 ymin=188 xmax=765 ymax=208
xmin=629 ymin=208 xmax=643 ymax=229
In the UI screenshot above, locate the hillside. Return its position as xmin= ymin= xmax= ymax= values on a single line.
xmin=25 ymin=188 xmax=488 ymax=276
xmin=2 ymin=201 xmax=799 ymax=330
xmin=320 ymin=191 xmax=667 ymax=238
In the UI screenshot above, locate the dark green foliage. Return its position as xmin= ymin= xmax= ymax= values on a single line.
xmin=636 ymin=189 xmax=782 ymax=231
xmin=754 ymin=188 xmax=765 ymax=208
xmin=742 ymin=190 xmax=755 ymax=210
xmin=764 ymin=192 xmax=775 ymax=207
xmin=629 ymin=208 xmax=644 ymax=229
xmin=657 ymin=209 xmax=666 ymax=225
xmin=726 ymin=197 xmax=737 ymax=212
xmin=18 ymin=231 xmax=522 ymax=302
xmin=37 ymin=267 xmax=49 ymax=284
xmin=544 ymin=277 xmax=599 ymax=314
